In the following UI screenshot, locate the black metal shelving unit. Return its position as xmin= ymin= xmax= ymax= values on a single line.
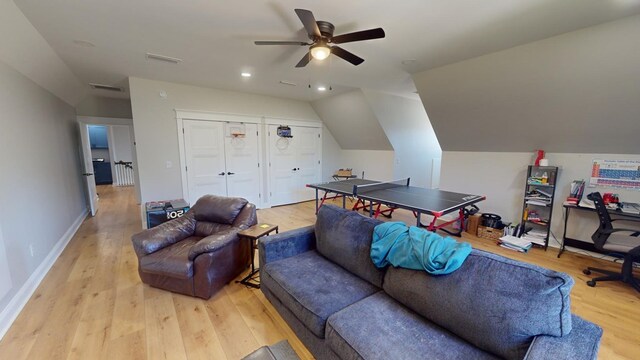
xmin=521 ymin=166 xmax=559 ymax=250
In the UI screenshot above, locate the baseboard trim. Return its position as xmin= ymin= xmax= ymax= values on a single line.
xmin=0 ymin=209 xmax=89 ymax=340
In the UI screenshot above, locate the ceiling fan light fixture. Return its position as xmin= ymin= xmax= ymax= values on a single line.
xmin=310 ymin=43 xmax=331 ymax=60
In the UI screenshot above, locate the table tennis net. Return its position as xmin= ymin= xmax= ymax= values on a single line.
xmin=353 ymin=178 xmax=410 ymax=195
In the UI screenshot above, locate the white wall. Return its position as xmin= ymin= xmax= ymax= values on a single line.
xmin=362 ymin=90 xmax=442 ymax=188
xmin=441 ymin=151 xmax=640 ymax=247
xmin=111 ymin=125 xmax=133 ymax=162
xmin=76 ymin=96 xmax=133 ymax=119
xmin=340 ymin=150 xmax=395 ymax=181
xmin=129 ymin=77 xmax=339 ymax=203
xmin=321 ymin=125 xmax=343 ymax=182
xmin=0 ymin=60 xmax=87 ymax=336
xmin=0 ymin=224 xmax=11 ymax=301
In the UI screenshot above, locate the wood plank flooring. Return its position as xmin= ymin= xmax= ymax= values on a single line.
xmin=0 ymin=186 xmax=638 ymax=359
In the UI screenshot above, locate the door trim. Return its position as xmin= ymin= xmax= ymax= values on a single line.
xmin=176 ymin=112 xmax=265 ymax=207
xmin=263 ymin=117 xmax=322 ymax=128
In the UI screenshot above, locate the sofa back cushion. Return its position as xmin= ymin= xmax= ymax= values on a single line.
xmin=315 ymin=205 xmax=385 ymax=287
xmin=190 ymin=195 xmax=248 ymax=225
xmin=382 ymin=249 xmax=574 ymax=360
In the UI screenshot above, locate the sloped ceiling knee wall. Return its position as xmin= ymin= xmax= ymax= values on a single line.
xmin=311 ymin=89 xmax=442 ymax=187
xmin=412 ymin=14 xmax=640 ymax=154
xmin=311 ymin=90 xmax=393 ymax=151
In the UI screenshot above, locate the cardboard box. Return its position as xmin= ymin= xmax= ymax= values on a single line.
xmin=465 ymin=214 xmax=481 ymax=236
xmin=335 ymin=168 xmax=352 ymax=177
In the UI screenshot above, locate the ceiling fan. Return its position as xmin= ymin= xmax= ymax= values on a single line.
xmin=254 ymin=9 xmax=385 ymax=68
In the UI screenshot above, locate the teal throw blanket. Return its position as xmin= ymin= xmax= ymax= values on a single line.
xmin=371 ymin=222 xmax=472 ymax=275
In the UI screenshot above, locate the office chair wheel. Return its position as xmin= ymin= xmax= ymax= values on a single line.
xmin=587 ymin=280 xmax=596 ymax=287
xmin=583 ymin=269 xmax=592 ymax=275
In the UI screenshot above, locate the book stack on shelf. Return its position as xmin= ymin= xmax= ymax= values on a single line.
xmin=525 ymin=188 xmax=553 ymax=207
xmin=498 ymin=235 xmax=532 ymax=253
xmin=521 ymin=229 xmax=547 ymax=247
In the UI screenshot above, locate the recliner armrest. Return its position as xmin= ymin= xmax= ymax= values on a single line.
xmin=131 ymin=214 xmax=196 ymax=257
xmin=258 ymin=225 xmax=316 ymax=266
xmin=188 ymin=228 xmax=239 ymax=260
xmin=523 ymin=315 xmax=602 ymax=360
xmin=232 ymin=203 xmax=258 ymax=229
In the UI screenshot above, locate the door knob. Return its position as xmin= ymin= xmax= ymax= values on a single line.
xmin=227 ymin=172 xmax=235 ymax=175
xmin=218 ymin=172 xmax=225 ymax=176
xmin=82 ymin=173 xmax=94 ymax=176
xmin=292 ymin=168 xmax=297 ymax=171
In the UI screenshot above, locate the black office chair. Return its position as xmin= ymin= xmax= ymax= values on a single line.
xmin=582 ymin=192 xmax=640 ymax=292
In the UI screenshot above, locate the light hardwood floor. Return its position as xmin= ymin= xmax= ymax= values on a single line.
xmin=0 ymin=186 xmax=638 ymax=359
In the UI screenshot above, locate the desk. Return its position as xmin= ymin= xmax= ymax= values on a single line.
xmin=559 ymin=204 xmax=640 ymax=257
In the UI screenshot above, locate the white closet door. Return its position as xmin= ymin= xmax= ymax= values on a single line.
xmin=268 ymin=125 xmax=298 ymax=206
xmin=183 ymin=120 xmax=227 ymax=204
xmin=295 ymin=127 xmax=321 ymax=201
xmin=224 ymin=123 xmax=260 ymax=206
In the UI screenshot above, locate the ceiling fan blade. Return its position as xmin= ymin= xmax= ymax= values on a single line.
xmin=295 ymin=52 xmax=311 ymax=68
xmin=331 ymin=28 xmax=385 ymax=44
xmin=294 ymin=9 xmax=321 ymax=38
xmin=331 ymin=46 xmax=364 ymax=66
xmin=254 ymin=41 xmax=308 ymax=46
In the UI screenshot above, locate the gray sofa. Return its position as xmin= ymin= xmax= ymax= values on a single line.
xmin=258 ymin=205 xmax=603 ymax=360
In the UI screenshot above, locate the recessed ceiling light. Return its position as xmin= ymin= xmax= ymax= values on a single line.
xmin=317 ymin=86 xmax=327 ymax=91
xmin=241 ymin=72 xmax=252 ymax=78
xmin=73 ymin=40 xmax=95 ymax=48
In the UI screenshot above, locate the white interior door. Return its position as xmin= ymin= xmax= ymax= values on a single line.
xmin=78 ymin=122 xmax=99 ymax=216
xmin=224 ymin=123 xmax=261 ymax=205
xmin=183 ymin=120 xmax=227 ymax=204
xmin=295 ymin=127 xmax=321 ymax=201
xmin=268 ymin=125 xmax=298 ymax=206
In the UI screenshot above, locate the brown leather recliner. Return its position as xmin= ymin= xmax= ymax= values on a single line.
xmin=131 ymin=195 xmax=257 ymax=299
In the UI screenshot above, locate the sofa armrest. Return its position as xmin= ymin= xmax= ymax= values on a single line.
xmin=131 ymin=214 xmax=196 ymax=257
xmin=524 ymin=315 xmax=602 ymax=360
xmin=188 ymin=228 xmax=239 ymax=261
xmin=258 ymin=225 xmax=316 ymax=266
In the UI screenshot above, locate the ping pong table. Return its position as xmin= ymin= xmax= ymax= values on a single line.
xmin=307 ymin=178 xmax=485 ymax=236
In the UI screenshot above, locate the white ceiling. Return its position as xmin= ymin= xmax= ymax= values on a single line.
xmin=14 ymin=0 xmax=640 ymax=102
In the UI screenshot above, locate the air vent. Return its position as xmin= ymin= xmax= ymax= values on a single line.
xmin=89 ymin=83 xmax=124 ymax=92
xmin=146 ymin=52 xmax=182 ymax=64
xmin=279 ymin=80 xmax=297 ymax=86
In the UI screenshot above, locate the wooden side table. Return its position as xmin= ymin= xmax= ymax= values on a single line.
xmin=237 ymin=223 xmax=278 ymax=288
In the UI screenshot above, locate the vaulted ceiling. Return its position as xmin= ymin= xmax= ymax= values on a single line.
xmin=13 ymin=0 xmax=640 ymax=102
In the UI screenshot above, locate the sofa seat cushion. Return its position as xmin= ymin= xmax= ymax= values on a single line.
xmin=139 ymin=236 xmax=201 ymax=279
xmin=326 ymin=292 xmax=500 ymax=360
xmin=261 ymin=250 xmax=380 ymax=338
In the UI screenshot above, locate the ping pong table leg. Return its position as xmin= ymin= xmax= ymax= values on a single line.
xmin=369 ymin=201 xmax=374 ymax=217
xmin=315 ymin=189 xmax=319 ymax=214
xmin=416 ymin=212 xmax=421 ymax=227
xmin=342 ymin=194 xmax=346 ymax=208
